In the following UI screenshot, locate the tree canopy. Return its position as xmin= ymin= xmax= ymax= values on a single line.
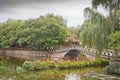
xmin=92 ymin=0 xmax=120 ymax=15
xmin=0 ymin=14 xmax=68 ymax=50
xmin=80 ymin=8 xmax=110 ymax=52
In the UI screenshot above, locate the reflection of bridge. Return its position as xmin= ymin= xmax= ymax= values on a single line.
xmin=50 ymin=46 xmax=120 ymax=63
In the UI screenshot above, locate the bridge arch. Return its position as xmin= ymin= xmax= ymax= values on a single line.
xmin=50 ymin=46 xmax=95 ymax=61
xmin=64 ymin=49 xmax=81 ymax=59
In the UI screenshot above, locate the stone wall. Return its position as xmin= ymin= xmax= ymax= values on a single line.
xmin=0 ymin=49 xmax=5 ymax=56
xmin=0 ymin=49 xmax=48 ymax=60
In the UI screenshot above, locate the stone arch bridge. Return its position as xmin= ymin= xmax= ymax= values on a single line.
xmin=49 ymin=46 xmax=96 ymax=61
xmin=101 ymin=50 xmax=120 ymax=64
xmin=49 ymin=46 xmax=120 ymax=62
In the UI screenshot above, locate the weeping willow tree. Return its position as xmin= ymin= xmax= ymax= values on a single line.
xmin=79 ymin=0 xmax=120 ymax=54
xmin=92 ymin=0 xmax=120 ymax=32
xmin=92 ymin=0 xmax=120 ymax=15
xmin=80 ymin=8 xmax=110 ymax=53
xmin=92 ymin=0 xmax=120 ymax=52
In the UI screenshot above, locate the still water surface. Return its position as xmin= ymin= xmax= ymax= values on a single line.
xmin=0 ymin=57 xmax=118 ymax=80
xmin=1 ymin=67 xmax=102 ymax=80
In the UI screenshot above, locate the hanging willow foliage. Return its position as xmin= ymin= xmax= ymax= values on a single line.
xmin=92 ymin=0 xmax=120 ymax=32
xmin=79 ymin=0 xmax=120 ymax=53
xmin=80 ymin=8 xmax=111 ymax=53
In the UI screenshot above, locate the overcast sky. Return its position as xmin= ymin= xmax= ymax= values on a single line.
xmin=0 ymin=0 xmax=107 ymax=27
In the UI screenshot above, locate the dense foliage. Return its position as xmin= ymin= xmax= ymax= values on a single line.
xmin=22 ymin=59 xmax=108 ymax=70
xmin=0 ymin=61 xmax=104 ymax=80
xmin=0 ymin=58 xmax=9 ymax=73
xmin=109 ymin=31 xmax=120 ymax=51
xmin=0 ymin=14 xmax=67 ymax=50
xmin=92 ymin=0 xmax=120 ymax=16
xmin=79 ymin=0 xmax=120 ymax=53
xmin=68 ymin=25 xmax=81 ymax=39
xmin=80 ymin=8 xmax=110 ymax=52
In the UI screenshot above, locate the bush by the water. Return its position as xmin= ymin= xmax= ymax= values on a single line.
xmin=57 ymin=58 xmax=108 ymax=69
xmin=22 ymin=61 xmax=33 ymax=70
xmin=0 ymin=59 xmax=9 ymax=73
xmin=0 ymin=66 xmax=8 ymax=73
xmin=105 ymin=62 xmax=120 ymax=74
xmin=22 ymin=59 xmax=108 ymax=70
xmin=22 ymin=60 xmax=48 ymax=70
xmin=16 ymin=66 xmax=25 ymax=73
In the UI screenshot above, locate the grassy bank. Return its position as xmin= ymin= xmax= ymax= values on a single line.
xmin=22 ymin=58 xmax=108 ymax=70
xmin=0 ymin=58 xmax=108 ymax=73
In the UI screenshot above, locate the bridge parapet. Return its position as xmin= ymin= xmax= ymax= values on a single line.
xmin=50 ymin=46 xmax=98 ymax=57
xmin=101 ymin=50 xmax=120 ymax=59
xmin=101 ymin=50 xmax=120 ymax=64
xmin=49 ymin=45 xmax=120 ymax=62
xmin=50 ymin=46 xmax=83 ymax=53
xmin=101 ymin=50 xmax=114 ymax=57
xmin=83 ymin=48 xmax=97 ymax=56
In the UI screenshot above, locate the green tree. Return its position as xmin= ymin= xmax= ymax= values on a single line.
xmin=92 ymin=0 xmax=120 ymax=15
xmin=67 ymin=25 xmax=81 ymax=39
xmin=92 ymin=0 xmax=120 ymax=32
xmin=80 ymin=8 xmax=110 ymax=53
xmin=109 ymin=31 xmax=120 ymax=52
xmin=0 ymin=20 xmax=24 ymax=48
xmin=79 ymin=0 xmax=120 ymax=53
xmin=0 ymin=14 xmax=67 ymax=50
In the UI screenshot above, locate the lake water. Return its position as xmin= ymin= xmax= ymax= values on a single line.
xmin=1 ymin=67 xmax=103 ymax=80
xmin=0 ymin=56 xmax=120 ymax=80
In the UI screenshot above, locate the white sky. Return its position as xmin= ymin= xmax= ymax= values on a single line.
xmin=0 ymin=0 xmax=108 ymax=27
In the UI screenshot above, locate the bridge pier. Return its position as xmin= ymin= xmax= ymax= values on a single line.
xmin=109 ymin=58 xmax=114 ymax=64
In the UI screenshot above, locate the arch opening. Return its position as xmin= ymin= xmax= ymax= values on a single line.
xmin=64 ymin=49 xmax=81 ymax=60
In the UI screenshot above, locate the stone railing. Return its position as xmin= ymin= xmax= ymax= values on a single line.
xmin=101 ymin=50 xmax=114 ymax=57
xmin=101 ymin=50 xmax=120 ymax=59
xmin=50 ymin=46 xmax=82 ymax=52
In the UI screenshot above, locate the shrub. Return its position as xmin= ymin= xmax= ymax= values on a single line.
xmin=57 ymin=59 xmax=108 ymax=69
xmin=105 ymin=62 xmax=120 ymax=74
xmin=0 ymin=59 xmax=9 ymax=66
xmin=0 ymin=66 xmax=8 ymax=73
xmin=32 ymin=60 xmax=41 ymax=70
xmin=45 ymin=61 xmax=57 ymax=68
xmin=38 ymin=61 xmax=48 ymax=70
xmin=22 ymin=58 xmax=108 ymax=70
xmin=16 ymin=66 xmax=24 ymax=73
xmin=22 ymin=60 xmax=48 ymax=70
xmin=22 ymin=61 xmax=33 ymax=70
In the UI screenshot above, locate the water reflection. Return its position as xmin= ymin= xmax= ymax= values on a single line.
xmin=0 ymin=56 xmax=108 ymax=80
xmin=65 ymin=74 xmax=80 ymax=80
xmin=0 ymin=66 xmax=104 ymax=80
